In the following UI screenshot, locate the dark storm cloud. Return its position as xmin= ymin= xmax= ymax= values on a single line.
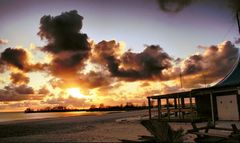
xmin=179 ymin=41 xmax=238 ymax=87
xmin=91 ymin=40 xmax=123 ymax=65
xmin=38 ymin=10 xmax=90 ymax=78
xmin=0 ymin=48 xmax=47 ymax=72
xmin=1 ymin=48 xmax=29 ymax=71
xmin=77 ymin=71 xmax=112 ymax=89
xmin=38 ymin=10 xmax=89 ymax=54
xmin=10 ymin=72 xmax=29 ymax=85
xmin=91 ymin=41 xmax=173 ymax=82
xmin=182 ymin=54 xmax=203 ymax=75
xmin=106 ymin=45 xmax=173 ymax=80
xmin=49 ymin=52 xmax=87 ymax=77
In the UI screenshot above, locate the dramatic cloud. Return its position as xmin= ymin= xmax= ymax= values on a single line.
xmin=179 ymin=41 xmax=238 ymax=87
xmin=91 ymin=40 xmax=124 ymax=65
xmin=2 ymin=10 xmax=239 ymax=110
xmin=1 ymin=48 xmax=29 ymax=71
xmin=10 ymin=72 xmax=29 ymax=85
xmin=0 ymin=48 xmax=47 ymax=72
xmin=38 ymin=10 xmax=89 ymax=54
xmin=106 ymin=45 xmax=173 ymax=81
xmin=38 ymin=10 xmax=90 ymax=80
xmin=0 ymin=39 xmax=8 ymax=45
xmin=77 ymin=71 xmax=112 ymax=89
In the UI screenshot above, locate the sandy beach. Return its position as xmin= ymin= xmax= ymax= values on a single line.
xmin=0 ymin=110 xmax=177 ymax=142
xmin=0 ymin=110 xmax=239 ymax=142
xmin=0 ymin=110 xmax=149 ymax=142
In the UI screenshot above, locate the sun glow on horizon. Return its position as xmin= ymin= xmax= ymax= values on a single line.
xmin=67 ymin=88 xmax=86 ymax=98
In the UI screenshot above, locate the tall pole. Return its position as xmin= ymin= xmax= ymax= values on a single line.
xmin=147 ymin=97 xmax=152 ymax=120
xmin=210 ymin=92 xmax=215 ymax=125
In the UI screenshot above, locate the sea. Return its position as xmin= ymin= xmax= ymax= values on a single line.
xmin=0 ymin=111 xmax=107 ymax=123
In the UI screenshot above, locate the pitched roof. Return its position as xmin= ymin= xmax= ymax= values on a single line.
xmin=215 ymin=49 xmax=240 ymax=87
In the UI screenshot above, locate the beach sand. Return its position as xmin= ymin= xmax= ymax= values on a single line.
xmin=0 ymin=110 xmax=239 ymax=142
xmin=0 ymin=110 xmax=151 ymax=142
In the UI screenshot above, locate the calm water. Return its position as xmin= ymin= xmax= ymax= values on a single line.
xmin=0 ymin=111 xmax=106 ymax=123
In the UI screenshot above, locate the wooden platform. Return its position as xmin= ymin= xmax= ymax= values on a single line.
xmin=150 ymin=117 xmax=208 ymax=123
xmin=188 ymin=121 xmax=240 ymax=142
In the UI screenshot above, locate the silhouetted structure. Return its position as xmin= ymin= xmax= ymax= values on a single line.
xmin=147 ymin=52 xmax=240 ymax=122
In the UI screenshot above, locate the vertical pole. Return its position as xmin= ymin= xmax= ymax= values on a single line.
xmin=174 ymin=97 xmax=177 ymax=117
xmin=181 ymin=97 xmax=185 ymax=119
xmin=157 ymin=98 xmax=161 ymax=120
xmin=147 ymin=97 xmax=152 ymax=120
xmin=190 ymin=92 xmax=194 ymax=120
xmin=178 ymin=95 xmax=181 ymax=119
xmin=210 ymin=92 xmax=215 ymax=125
xmin=167 ymin=97 xmax=170 ymax=120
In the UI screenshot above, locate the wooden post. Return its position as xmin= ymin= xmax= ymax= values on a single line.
xmin=178 ymin=95 xmax=181 ymax=119
xmin=167 ymin=97 xmax=170 ymax=120
xmin=174 ymin=97 xmax=177 ymax=117
xmin=209 ymin=92 xmax=215 ymax=125
xmin=157 ymin=98 xmax=161 ymax=120
xmin=190 ymin=92 xmax=194 ymax=120
xmin=147 ymin=97 xmax=152 ymax=120
xmin=181 ymin=97 xmax=185 ymax=119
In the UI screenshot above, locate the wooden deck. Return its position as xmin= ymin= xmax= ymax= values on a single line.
xmin=188 ymin=121 xmax=240 ymax=142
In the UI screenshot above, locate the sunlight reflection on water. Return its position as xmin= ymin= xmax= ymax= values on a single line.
xmin=0 ymin=111 xmax=107 ymax=123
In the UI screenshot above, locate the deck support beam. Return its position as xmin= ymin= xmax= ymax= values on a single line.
xmin=148 ymin=97 xmax=152 ymax=120
xmin=167 ymin=97 xmax=170 ymax=120
xmin=157 ymin=98 xmax=161 ymax=120
xmin=174 ymin=97 xmax=178 ymax=117
xmin=209 ymin=92 xmax=215 ymax=125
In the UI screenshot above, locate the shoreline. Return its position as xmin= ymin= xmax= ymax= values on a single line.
xmin=0 ymin=110 xmax=152 ymax=142
xmin=2 ymin=110 xmax=238 ymax=142
xmin=0 ymin=111 xmax=126 ymax=125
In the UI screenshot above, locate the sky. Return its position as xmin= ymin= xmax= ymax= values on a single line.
xmin=0 ymin=0 xmax=240 ymax=111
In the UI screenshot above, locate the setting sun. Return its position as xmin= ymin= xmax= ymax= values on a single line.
xmin=67 ymin=88 xmax=86 ymax=98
